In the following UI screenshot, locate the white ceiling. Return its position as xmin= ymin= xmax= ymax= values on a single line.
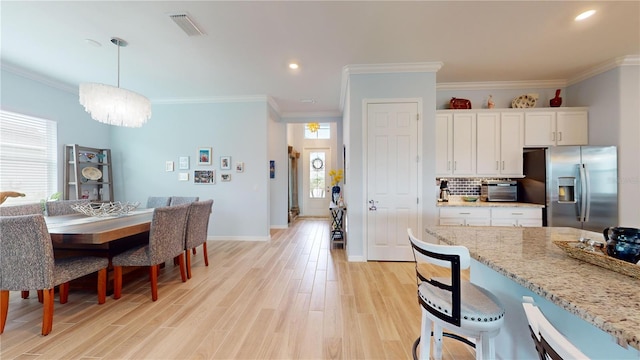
xmin=1 ymin=1 xmax=638 ymax=117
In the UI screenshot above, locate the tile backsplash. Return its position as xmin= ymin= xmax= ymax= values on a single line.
xmin=436 ymin=178 xmax=512 ymax=196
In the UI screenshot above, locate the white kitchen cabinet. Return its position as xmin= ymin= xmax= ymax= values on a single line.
xmin=436 ymin=112 xmax=476 ymax=176
xmin=491 ymin=207 xmax=542 ymax=227
xmin=524 ymin=109 xmax=588 ymax=147
xmin=439 ymin=207 xmax=491 ymax=226
xmin=476 ymin=112 xmax=524 ymax=177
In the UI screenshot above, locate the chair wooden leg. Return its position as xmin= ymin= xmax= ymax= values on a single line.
xmin=113 ymin=266 xmax=123 ymax=299
xmin=1 ymin=290 xmax=9 ymax=334
xmin=178 ymin=253 xmax=187 ymax=282
xmin=420 ymin=307 xmax=432 ymax=360
xmin=21 ymin=291 xmax=29 ymax=299
xmin=37 ymin=290 xmax=43 ymax=303
xmin=186 ymin=249 xmax=192 ymax=279
xmin=97 ymin=268 xmax=107 ymax=304
xmin=59 ymin=283 xmax=69 ymax=304
xmin=41 ymin=288 xmax=54 ymax=336
xmin=150 ymin=265 xmax=159 ymax=301
xmin=202 ymin=242 xmax=209 ymax=266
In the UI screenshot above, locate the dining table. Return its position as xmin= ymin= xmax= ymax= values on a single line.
xmin=45 ymin=208 xmax=155 ymax=293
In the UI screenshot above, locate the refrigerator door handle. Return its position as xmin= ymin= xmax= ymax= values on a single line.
xmin=579 ymin=164 xmax=587 ymax=222
xmin=583 ymin=163 xmax=591 ymax=222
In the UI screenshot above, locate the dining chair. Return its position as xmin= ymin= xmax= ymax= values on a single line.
xmin=184 ymin=200 xmax=213 ymax=279
xmin=45 ymin=199 xmax=89 ymax=216
xmin=169 ymin=196 xmax=199 ymax=206
xmin=408 ymin=229 xmax=505 ymax=360
xmin=1 ymin=203 xmax=46 ymax=300
xmin=146 ymin=196 xmax=171 ymax=208
xmin=0 ymin=214 xmax=108 ymax=336
xmin=112 ymin=204 xmax=190 ymax=301
xmin=522 ymin=296 xmax=589 ymax=360
xmin=0 ymin=203 xmax=43 ymax=216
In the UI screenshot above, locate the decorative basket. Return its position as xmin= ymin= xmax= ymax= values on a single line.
xmin=71 ymin=201 xmax=140 ymax=217
xmin=554 ymin=241 xmax=640 ymax=280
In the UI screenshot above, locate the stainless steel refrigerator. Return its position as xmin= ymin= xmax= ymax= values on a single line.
xmin=520 ymin=146 xmax=618 ymax=232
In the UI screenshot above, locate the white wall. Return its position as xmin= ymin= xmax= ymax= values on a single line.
xmin=567 ymin=65 xmax=640 ymax=228
xmin=109 ymin=100 xmax=272 ymax=240
xmin=346 ymin=71 xmax=437 ymax=261
xmin=268 ymin=112 xmax=289 ymax=229
xmin=0 ymin=69 xmax=111 ymax=194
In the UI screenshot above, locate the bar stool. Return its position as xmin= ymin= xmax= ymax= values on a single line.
xmin=408 ymin=229 xmax=505 ymax=360
xmin=522 ymin=296 xmax=589 ymax=360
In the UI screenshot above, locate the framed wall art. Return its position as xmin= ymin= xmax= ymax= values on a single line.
xmin=221 ymin=173 xmax=231 ymax=182
xmin=194 ymin=170 xmax=215 ymax=184
xmin=179 ymin=156 xmax=190 ymax=170
xmin=165 ymin=161 xmax=174 ymax=172
xmin=270 ymin=160 xmax=275 ymax=179
xmin=220 ymin=156 xmax=231 ymax=170
xmin=198 ymin=148 xmax=212 ymax=165
xmin=235 ymin=162 xmax=244 ymax=172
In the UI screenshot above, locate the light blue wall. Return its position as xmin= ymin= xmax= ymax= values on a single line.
xmin=436 ymin=87 xmax=569 ymax=110
xmin=268 ymin=112 xmax=288 ymax=229
xmin=109 ymin=101 xmax=272 ymax=239
xmin=0 ymin=69 xmax=111 ymax=194
xmin=346 ymin=71 xmax=437 ymax=260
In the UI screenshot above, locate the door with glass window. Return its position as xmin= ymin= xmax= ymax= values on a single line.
xmin=302 ymin=148 xmax=332 ymax=217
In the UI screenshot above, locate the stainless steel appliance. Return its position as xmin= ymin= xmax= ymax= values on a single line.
xmin=481 ymin=180 xmax=518 ymax=202
xmin=520 ymin=146 xmax=618 ymax=232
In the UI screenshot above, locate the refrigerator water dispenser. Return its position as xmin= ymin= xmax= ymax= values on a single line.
xmin=557 ymin=177 xmax=576 ymax=203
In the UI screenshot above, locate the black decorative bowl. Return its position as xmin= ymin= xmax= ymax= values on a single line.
xmin=603 ymin=227 xmax=640 ymax=264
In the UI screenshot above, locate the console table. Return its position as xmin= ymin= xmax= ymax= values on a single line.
xmin=329 ymin=203 xmax=346 ymax=247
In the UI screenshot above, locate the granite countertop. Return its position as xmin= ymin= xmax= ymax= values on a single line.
xmin=437 ymin=196 xmax=544 ymax=208
xmin=423 ymin=226 xmax=640 ymax=351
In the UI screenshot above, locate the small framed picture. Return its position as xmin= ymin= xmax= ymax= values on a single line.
xmin=198 ymin=148 xmax=212 ymax=165
xmin=179 ymin=172 xmax=189 ymax=181
xmin=270 ymin=160 xmax=275 ymax=179
xmin=221 ymin=173 xmax=231 ymax=182
xmin=179 ymin=156 xmax=190 ymax=170
xmin=194 ymin=170 xmax=215 ymax=184
xmin=165 ymin=161 xmax=174 ymax=172
xmin=220 ymin=156 xmax=231 ymax=170
xmin=235 ymin=162 xmax=244 ymax=172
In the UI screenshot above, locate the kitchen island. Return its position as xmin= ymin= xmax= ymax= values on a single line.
xmin=423 ymin=226 xmax=640 ymax=359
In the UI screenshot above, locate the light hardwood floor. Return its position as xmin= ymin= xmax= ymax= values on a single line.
xmin=1 ymin=219 xmax=474 ymax=359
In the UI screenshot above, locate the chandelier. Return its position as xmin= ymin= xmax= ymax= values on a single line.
xmin=79 ymin=37 xmax=151 ymax=128
xmin=307 ymin=122 xmax=320 ymax=133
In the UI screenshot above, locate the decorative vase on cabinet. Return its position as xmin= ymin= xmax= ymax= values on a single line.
xmin=550 ymin=89 xmax=562 ymax=107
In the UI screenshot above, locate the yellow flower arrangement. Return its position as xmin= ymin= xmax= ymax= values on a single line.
xmin=329 ymin=169 xmax=343 ymax=186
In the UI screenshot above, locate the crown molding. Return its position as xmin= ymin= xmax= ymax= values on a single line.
xmin=280 ymin=111 xmax=342 ymax=120
xmin=153 ymin=95 xmax=271 ymax=105
xmin=437 ymin=79 xmax=568 ymax=91
xmin=567 ymin=54 xmax=640 ymax=86
xmin=343 ymin=62 xmax=444 ymax=75
xmin=1 ymin=62 xmax=77 ymax=94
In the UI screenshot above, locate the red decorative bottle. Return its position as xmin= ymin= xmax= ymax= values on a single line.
xmin=550 ymin=89 xmax=562 ymax=107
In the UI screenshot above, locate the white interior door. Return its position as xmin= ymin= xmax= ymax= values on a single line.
xmin=367 ymin=102 xmax=420 ymax=261
xmin=302 ymin=147 xmax=332 ymax=217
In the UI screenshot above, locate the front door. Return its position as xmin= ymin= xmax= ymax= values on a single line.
xmin=302 ymin=147 xmax=332 ymax=217
xmin=366 ymin=102 xmax=420 ymax=261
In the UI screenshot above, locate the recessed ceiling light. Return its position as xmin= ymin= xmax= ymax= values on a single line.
xmin=575 ymin=10 xmax=596 ymax=21
xmin=289 ymin=63 xmax=299 ymax=70
xmin=300 ymin=98 xmax=316 ymax=104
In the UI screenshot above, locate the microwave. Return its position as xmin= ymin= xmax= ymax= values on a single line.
xmin=481 ymin=180 xmax=518 ymax=202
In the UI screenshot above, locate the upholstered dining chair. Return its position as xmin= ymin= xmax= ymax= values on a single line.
xmin=146 ymin=196 xmax=171 ymax=208
xmin=408 ymin=229 xmax=505 ymax=360
xmin=184 ymin=200 xmax=213 ymax=279
xmin=169 ymin=196 xmax=199 ymax=206
xmin=45 ymin=199 xmax=89 ymax=216
xmin=1 ymin=203 xmax=46 ymax=300
xmin=0 ymin=214 xmax=108 ymax=336
xmin=522 ymin=296 xmax=589 ymax=360
xmin=0 ymin=203 xmax=43 ymax=216
xmin=112 ymin=204 xmax=190 ymax=301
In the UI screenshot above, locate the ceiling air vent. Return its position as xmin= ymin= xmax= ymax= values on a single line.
xmin=169 ymin=13 xmax=205 ymax=37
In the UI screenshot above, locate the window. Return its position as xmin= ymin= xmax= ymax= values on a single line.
xmin=304 ymin=123 xmax=330 ymax=139
xmin=309 ymin=151 xmax=326 ymax=198
xmin=0 ymin=110 xmax=57 ymax=205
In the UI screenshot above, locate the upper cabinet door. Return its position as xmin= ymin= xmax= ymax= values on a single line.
xmin=500 ymin=112 xmax=524 ymax=176
xmin=556 ymin=110 xmax=588 ymax=145
xmin=452 ymin=112 xmax=476 ymax=176
xmin=476 ymin=112 xmax=500 ymax=176
xmin=524 ymin=111 xmax=556 ymax=146
xmin=435 ymin=113 xmax=453 ymax=176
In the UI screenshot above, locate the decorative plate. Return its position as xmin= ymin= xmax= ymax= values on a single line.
xmin=81 ymin=166 xmax=102 ymax=181
xmin=511 ymin=94 xmax=538 ymax=108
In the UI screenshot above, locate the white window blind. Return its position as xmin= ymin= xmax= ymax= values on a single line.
xmin=0 ymin=110 xmax=58 ymax=205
